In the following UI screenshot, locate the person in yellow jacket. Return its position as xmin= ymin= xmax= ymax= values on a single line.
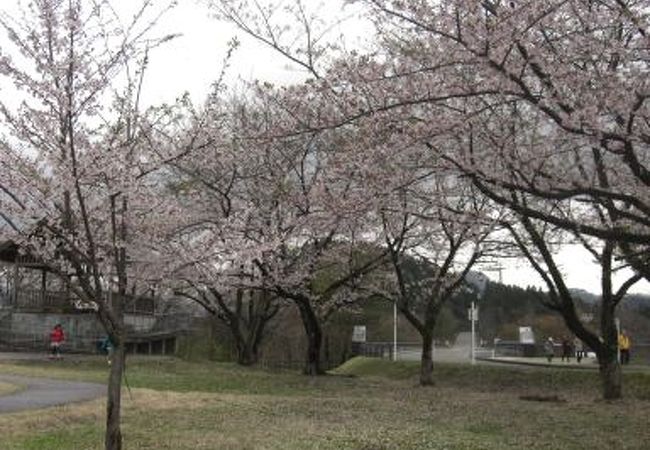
xmin=618 ymin=330 xmax=631 ymax=365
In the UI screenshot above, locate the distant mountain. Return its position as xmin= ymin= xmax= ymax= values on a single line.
xmin=622 ymin=293 xmax=650 ymax=309
xmin=568 ymin=288 xmax=600 ymax=304
xmin=568 ymin=288 xmax=650 ymax=307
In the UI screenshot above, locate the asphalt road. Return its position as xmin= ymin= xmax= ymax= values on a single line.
xmin=0 ymin=354 xmax=105 ymax=414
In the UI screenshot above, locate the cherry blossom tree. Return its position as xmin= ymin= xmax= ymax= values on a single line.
xmin=158 ymin=90 xmax=286 ymax=366
xmin=211 ymin=0 xmax=650 ymax=399
xmin=236 ymin=119 xmax=386 ymax=376
xmin=210 ymin=0 xmax=364 ymax=80
xmin=0 ymin=2 xmax=179 ymax=448
xmin=355 ymin=0 xmax=650 ymax=272
xmin=374 ymin=177 xmax=498 ymax=385
xmin=503 ymin=206 xmax=642 ymax=399
xmin=148 ymin=81 xmax=384 ymax=374
xmin=449 ymin=76 xmax=645 ymax=398
xmin=229 ymin=0 xmax=650 ymax=276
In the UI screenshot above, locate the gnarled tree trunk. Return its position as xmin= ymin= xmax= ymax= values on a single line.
xmin=296 ymin=299 xmax=324 ymax=375
xmin=235 ymin=334 xmax=260 ymax=366
xmin=229 ymin=289 xmax=276 ymax=366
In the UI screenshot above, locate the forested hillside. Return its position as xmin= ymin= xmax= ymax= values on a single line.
xmin=346 ymin=279 xmax=650 ymax=346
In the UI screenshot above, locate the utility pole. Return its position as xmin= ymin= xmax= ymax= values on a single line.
xmin=393 ymin=301 xmax=398 ymax=361
xmin=469 ymin=301 xmax=478 ymax=365
xmin=615 ymin=317 xmax=620 ymax=364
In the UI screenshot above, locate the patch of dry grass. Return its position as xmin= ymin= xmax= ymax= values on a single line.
xmin=1 ymin=357 xmax=649 ymax=449
xmin=0 ymin=381 xmax=22 ymax=397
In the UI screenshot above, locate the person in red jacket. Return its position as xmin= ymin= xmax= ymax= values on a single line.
xmin=49 ymin=324 xmax=65 ymax=360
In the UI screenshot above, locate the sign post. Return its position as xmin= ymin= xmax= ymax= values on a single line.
xmin=468 ymin=302 xmax=478 ymax=365
xmin=393 ymin=301 xmax=398 ymax=361
xmin=615 ymin=317 xmax=620 ymax=363
xmin=352 ymin=325 xmax=366 ymax=343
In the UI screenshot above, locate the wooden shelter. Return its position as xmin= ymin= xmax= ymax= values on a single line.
xmin=0 ymin=241 xmax=177 ymax=354
xmin=0 ymin=241 xmax=77 ymax=313
xmin=0 ymin=240 xmax=155 ymax=314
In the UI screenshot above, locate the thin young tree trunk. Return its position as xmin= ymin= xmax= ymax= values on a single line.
xmin=105 ymin=340 xmax=125 ymax=450
xmin=420 ymin=332 xmax=434 ymax=386
xmin=105 ymin=195 xmax=127 ymax=450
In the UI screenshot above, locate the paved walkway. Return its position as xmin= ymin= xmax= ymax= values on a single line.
xmin=397 ymin=339 xmax=650 ymax=371
xmin=483 ymin=356 xmax=600 ymax=369
xmin=0 ymin=351 xmax=99 ymax=361
xmin=0 ymin=352 xmax=105 ymax=414
xmin=482 ymin=355 xmax=650 ymax=371
xmin=0 ymin=374 xmax=104 ymax=414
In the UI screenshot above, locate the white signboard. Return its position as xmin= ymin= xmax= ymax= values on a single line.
xmin=352 ymin=325 xmax=367 ymax=343
xmin=519 ymin=326 xmax=535 ymax=344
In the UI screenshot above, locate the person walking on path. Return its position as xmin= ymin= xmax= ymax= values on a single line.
xmin=99 ymin=335 xmax=114 ymax=365
xmin=561 ymin=337 xmax=572 ymax=362
xmin=49 ymin=324 xmax=65 ymax=360
xmin=574 ymin=336 xmax=585 ymax=363
xmin=619 ymin=330 xmax=631 ymax=365
xmin=544 ymin=337 xmax=555 ymax=363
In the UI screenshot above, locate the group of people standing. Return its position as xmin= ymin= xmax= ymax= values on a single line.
xmin=544 ymin=336 xmax=579 ymax=363
xmin=47 ymin=324 xmax=113 ymax=363
xmin=544 ymin=330 xmax=633 ymax=364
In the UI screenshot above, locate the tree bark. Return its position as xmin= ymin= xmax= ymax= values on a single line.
xmin=597 ymin=294 xmax=622 ymax=400
xmin=304 ymin=327 xmax=323 ymax=376
xmin=420 ymin=332 xmax=434 ymax=386
xmin=296 ymin=299 xmax=324 ymax=375
xmin=598 ymin=349 xmax=622 ymax=400
xmin=236 ymin=338 xmax=259 ymax=366
xmin=209 ymin=287 xmax=278 ymax=367
xmin=105 ymin=341 xmax=125 ymax=450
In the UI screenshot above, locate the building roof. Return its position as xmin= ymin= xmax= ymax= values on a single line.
xmin=0 ymin=241 xmax=50 ymax=270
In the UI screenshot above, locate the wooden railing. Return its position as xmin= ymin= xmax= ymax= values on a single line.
xmin=15 ymin=288 xmax=74 ymax=311
xmin=124 ymin=296 xmax=155 ymax=315
xmin=13 ymin=288 xmax=155 ymax=315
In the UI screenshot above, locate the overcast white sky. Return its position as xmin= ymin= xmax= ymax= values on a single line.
xmin=489 ymin=245 xmax=650 ymax=295
xmin=141 ymin=2 xmax=302 ymax=105
xmin=2 ymin=0 xmax=649 ymax=295
xmin=141 ymin=0 xmax=366 ymax=106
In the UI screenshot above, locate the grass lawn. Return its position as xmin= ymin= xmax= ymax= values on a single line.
xmin=0 ymin=356 xmax=649 ymax=449
xmin=0 ymin=380 xmax=22 ymax=397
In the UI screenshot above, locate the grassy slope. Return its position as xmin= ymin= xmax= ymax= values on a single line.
xmin=0 ymin=356 xmax=649 ymax=449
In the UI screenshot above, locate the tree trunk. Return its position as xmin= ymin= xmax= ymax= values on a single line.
xmin=597 ymin=288 xmax=622 ymax=400
xmin=105 ymin=342 xmax=125 ymax=450
xmin=420 ymin=332 xmax=434 ymax=386
xmin=215 ymin=287 xmax=277 ymax=367
xmin=296 ymin=300 xmax=323 ymax=376
xmin=304 ymin=326 xmax=323 ymax=376
xmin=599 ymin=351 xmax=622 ymax=400
xmin=236 ymin=339 xmax=259 ymax=366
